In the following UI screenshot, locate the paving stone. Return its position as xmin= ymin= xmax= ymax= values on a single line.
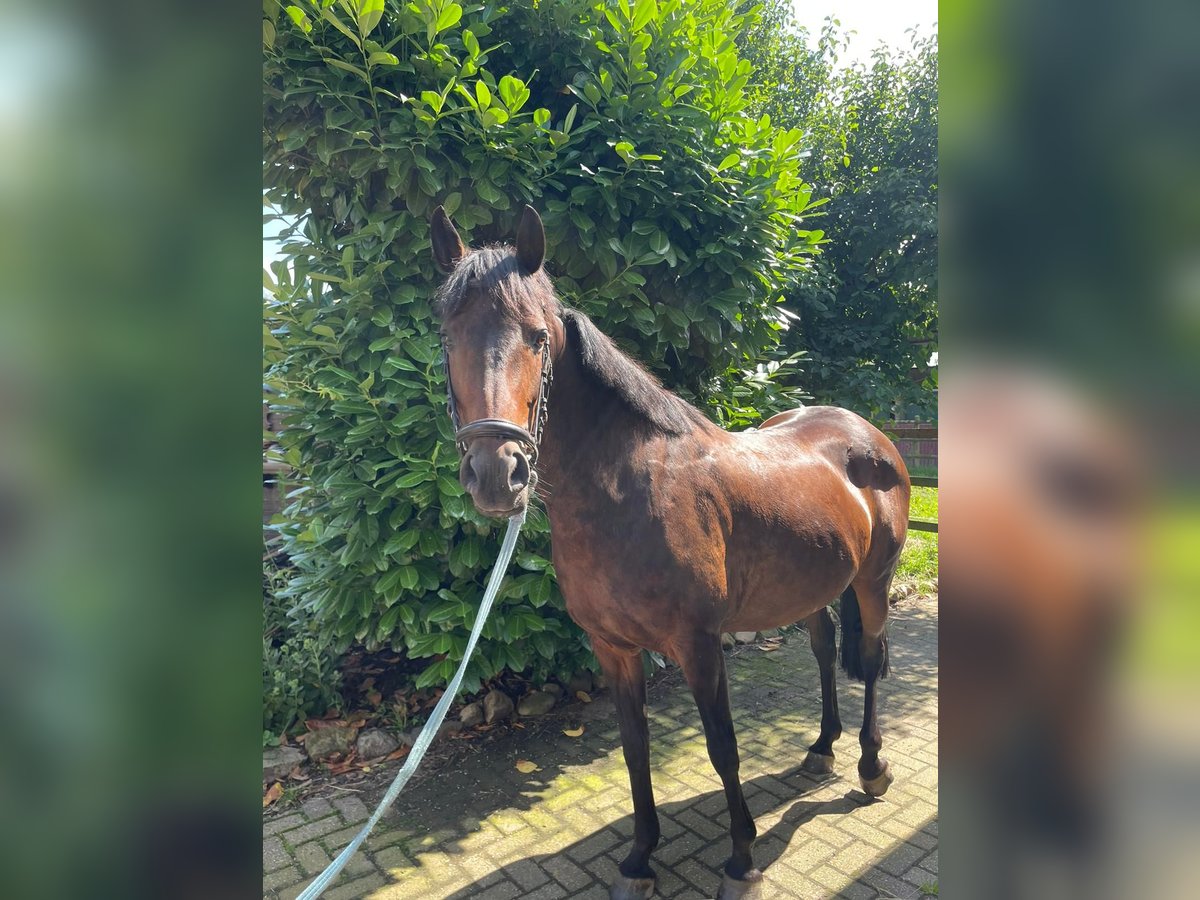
xmin=277 ymin=881 xmax=311 ymax=900
xmin=332 ymin=795 xmax=370 ymax=823
xmin=877 ymin=840 xmax=928 ymax=877
xmin=903 ymin=865 xmax=939 ymax=887
xmin=372 ymin=845 xmax=413 ymax=871
xmin=324 ymin=872 xmax=387 ymax=900
xmin=521 ymin=882 xmax=570 ymax=900
xmin=565 ymin=827 xmax=621 ymax=863
xmin=261 ymin=596 xmax=939 ymax=900
xmin=542 ymin=855 xmax=593 ymax=893
xmin=263 ymin=864 xmax=301 ymax=893
xmin=279 ymin=815 xmax=347 ymax=847
xmin=263 ymin=813 xmax=306 ymax=836
xmin=503 ymin=857 xmax=551 ymax=891
xmin=263 ymin=836 xmax=290 ymax=873
xmin=293 ymin=841 xmax=331 ymax=877
xmin=472 ymin=880 xmax=522 ymax=900
xmin=299 ymin=797 xmax=334 ymax=819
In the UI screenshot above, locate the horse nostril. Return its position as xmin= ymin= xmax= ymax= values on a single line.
xmin=461 ymin=453 xmax=479 ymax=491
xmin=510 ymin=452 xmax=531 ymax=492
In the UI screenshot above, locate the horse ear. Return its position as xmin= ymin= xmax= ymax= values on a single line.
xmin=515 ymin=205 xmax=545 ymax=274
xmin=431 ymin=206 xmax=466 ymax=274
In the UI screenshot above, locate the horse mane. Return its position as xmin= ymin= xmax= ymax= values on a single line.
xmin=562 ymin=308 xmax=710 ymax=436
xmin=433 ymin=246 xmax=707 ymax=437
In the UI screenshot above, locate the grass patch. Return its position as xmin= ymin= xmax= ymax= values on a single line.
xmin=894 ymin=484 xmax=938 ymax=598
xmin=909 ymin=484 xmax=938 ymax=521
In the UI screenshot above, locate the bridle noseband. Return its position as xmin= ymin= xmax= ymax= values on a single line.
xmin=442 ymin=333 xmax=554 ymax=465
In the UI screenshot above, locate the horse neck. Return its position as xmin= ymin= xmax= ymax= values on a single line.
xmin=534 ymin=331 xmax=653 ymax=509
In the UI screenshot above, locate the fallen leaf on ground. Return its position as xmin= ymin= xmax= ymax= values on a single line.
xmin=515 ymin=759 xmax=540 ymax=773
xmin=366 ymin=690 xmax=382 ymax=706
xmin=575 ymin=691 xmax=592 ymax=703
xmin=263 ymin=783 xmax=283 ymax=808
xmin=384 ymin=747 xmax=409 ymax=761
xmin=563 ymin=726 xmax=585 ymax=737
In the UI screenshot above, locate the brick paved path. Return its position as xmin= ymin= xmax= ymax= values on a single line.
xmin=264 ymin=595 xmax=937 ymax=899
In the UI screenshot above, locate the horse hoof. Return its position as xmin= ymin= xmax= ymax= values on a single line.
xmin=717 ymin=869 xmax=764 ymax=900
xmin=801 ymin=750 xmax=836 ymax=775
xmin=859 ymin=760 xmax=894 ymax=798
xmin=610 ymin=874 xmax=656 ymax=900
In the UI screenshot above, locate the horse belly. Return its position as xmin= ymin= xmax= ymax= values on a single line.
xmin=723 ymin=530 xmax=861 ymax=631
xmin=720 ymin=467 xmax=870 ymax=632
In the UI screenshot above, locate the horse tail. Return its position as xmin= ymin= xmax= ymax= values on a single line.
xmin=839 ymin=586 xmax=889 ymax=682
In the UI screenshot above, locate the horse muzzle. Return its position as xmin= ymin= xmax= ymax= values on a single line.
xmin=459 ymin=437 xmax=534 ymax=519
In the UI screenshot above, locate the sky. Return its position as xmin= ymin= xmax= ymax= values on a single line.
xmin=791 ymin=0 xmax=938 ymax=67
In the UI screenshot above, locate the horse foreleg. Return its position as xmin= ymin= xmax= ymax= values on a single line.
xmin=801 ymin=605 xmax=842 ymax=775
xmin=680 ymin=632 xmax=764 ymax=900
xmin=593 ymin=638 xmax=660 ymax=900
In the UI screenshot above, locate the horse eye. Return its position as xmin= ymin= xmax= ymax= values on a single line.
xmin=533 ymin=328 xmax=549 ymax=348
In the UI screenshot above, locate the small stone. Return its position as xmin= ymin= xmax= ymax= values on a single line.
xmin=567 ymin=671 xmax=594 ymax=696
xmin=721 ymin=633 xmax=736 ymax=649
xmin=517 ymin=690 xmax=558 ymax=717
xmin=734 ymin=631 xmax=758 ymax=644
xmin=303 ymin=726 xmax=357 ymax=761
xmin=483 ymin=688 xmax=514 ymax=724
xmin=263 ymin=746 xmax=304 ymax=783
xmin=541 ymin=682 xmax=565 ymax=700
xmin=438 ymin=719 xmax=464 ymax=740
xmin=355 ymin=728 xmax=399 ymax=760
xmin=459 ymin=701 xmax=485 ymax=727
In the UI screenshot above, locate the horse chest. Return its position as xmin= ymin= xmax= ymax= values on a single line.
xmin=547 ymin=491 xmax=730 ymax=647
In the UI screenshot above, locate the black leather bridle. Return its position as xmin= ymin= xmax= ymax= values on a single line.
xmin=442 ymin=336 xmax=554 ymax=465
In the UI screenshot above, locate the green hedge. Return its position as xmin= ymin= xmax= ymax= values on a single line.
xmin=262 ymin=0 xmax=820 ymax=704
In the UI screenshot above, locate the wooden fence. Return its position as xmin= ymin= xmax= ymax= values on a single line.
xmin=885 ymin=421 xmax=937 ymax=473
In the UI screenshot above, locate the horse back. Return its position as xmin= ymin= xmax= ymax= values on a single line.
xmin=757 ymin=406 xmax=910 ymax=494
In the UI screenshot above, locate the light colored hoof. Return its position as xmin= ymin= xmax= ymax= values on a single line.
xmin=801 ymin=750 xmax=836 ymax=775
xmin=717 ymin=869 xmax=764 ymax=900
xmin=859 ymin=760 xmax=894 ymax=798
xmin=610 ymin=874 xmax=656 ymax=900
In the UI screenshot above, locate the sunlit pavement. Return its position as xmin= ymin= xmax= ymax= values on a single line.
xmin=264 ymin=595 xmax=938 ymax=899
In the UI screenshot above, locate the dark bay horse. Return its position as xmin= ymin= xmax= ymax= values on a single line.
xmin=430 ymin=205 xmax=911 ymax=900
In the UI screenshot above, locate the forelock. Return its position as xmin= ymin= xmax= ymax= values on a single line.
xmin=434 ymin=245 xmax=559 ymax=320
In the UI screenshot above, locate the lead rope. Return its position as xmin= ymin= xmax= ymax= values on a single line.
xmin=296 ymin=509 xmax=526 ymax=900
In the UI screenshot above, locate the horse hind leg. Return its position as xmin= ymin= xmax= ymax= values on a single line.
xmin=800 ymin=605 xmax=842 ymax=776
xmin=840 ymin=582 xmax=894 ymax=798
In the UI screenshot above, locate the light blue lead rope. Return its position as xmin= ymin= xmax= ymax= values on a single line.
xmin=297 ymin=509 xmax=526 ymax=900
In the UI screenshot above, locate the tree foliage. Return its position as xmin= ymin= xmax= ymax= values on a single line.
xmin=262 ymin=0 xmax=821 ymax=714
xmin=740 ymin=7 xmax=939 ymax=419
